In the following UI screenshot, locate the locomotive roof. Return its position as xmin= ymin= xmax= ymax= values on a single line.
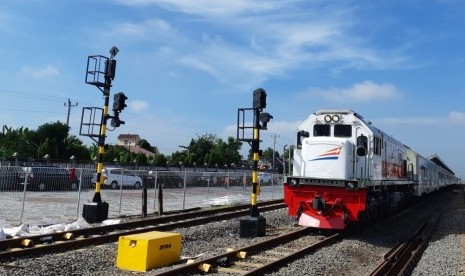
xmin=315 ymin=109 xmax=364 ymax=120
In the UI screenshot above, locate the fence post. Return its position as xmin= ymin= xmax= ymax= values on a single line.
xmin=182 ymin=169 xmax=187 ymax=210
xmin=271 ymin=172 xmax=274 ymax=199
xmin=76 ymin=169 xmax=84 ymax=219
xmin=19 ymin=168 xmax=30 ymax=225
xmin=153 ymin=171 xmax=158 ymax=214
xmin=118 ymin=170 xmax=123 ymax=216
xmin=158 ymin=179 xmax=163 ymax=216
xmin=142 ymin=174 xmax=147 ymax=218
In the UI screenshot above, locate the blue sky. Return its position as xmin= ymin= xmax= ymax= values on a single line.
xmin=1 ymin=0 xmax=465 ymax=176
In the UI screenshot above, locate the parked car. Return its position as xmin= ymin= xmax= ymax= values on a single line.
xmin=92 ymin=168 xmax=143 ymax=189
xmin=199 ymin=172 xmax=214 ymax=181
xmin=259 ymin=172 xmax=272 ymax=184
xmin=147 ymin=170 xmax=186 ymax=188
xmin=0 ymin=166 xmax=22 ymax=191
xmin=18 ymin=166 xmax=78 ymax=191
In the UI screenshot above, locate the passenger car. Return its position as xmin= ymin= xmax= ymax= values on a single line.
xmin=94 ymin=168 xmax=143 ymax=189
xmin=18 ymin=166 xmax=77 ymax=191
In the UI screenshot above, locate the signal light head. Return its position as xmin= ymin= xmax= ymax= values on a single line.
xmin=111 ymin=116 xmax=125 ymax=128
xmin=253 ymin=88 xmax=267 ymax=109
xmin=259 ymin=112 xmax=273 ymax=130
xmin=113 ymin=92 xmax=128 ymax=112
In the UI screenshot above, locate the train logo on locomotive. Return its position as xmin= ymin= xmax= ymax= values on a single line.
xmin=310 ymin=146 xmax=342 ymax=161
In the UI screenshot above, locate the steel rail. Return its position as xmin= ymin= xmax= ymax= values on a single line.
xmin=0 ymin=199 xmax=285 ymax=259
xmin=369 ymin=211 xmax=442 ymax=276
xmin=154 ymin=228 xmax=343 ymax=275
xmin=244 ymin=232 xmax=344 ymax=275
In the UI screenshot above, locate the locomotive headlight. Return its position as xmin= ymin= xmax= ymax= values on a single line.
xmin=324 ymin=115 xmax=332 ymax=123
xmin=346 ymin=181 xmax=358 ymax=190
xmin=290 ymin=178 xmax=299 ymax=186
xmin=332 ymin=115 xmax=340 ymax=122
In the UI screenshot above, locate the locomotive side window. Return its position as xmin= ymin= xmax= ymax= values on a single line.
xmin=373 ymin=136 xmax=382 ymax=155
xmin=334 ymin=124 xmax=352 ymax=137
xmin=313 ymin=124 xmax=330 ymax=137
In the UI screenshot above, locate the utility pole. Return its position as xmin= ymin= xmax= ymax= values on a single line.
xmin=64 ymin=98 xmax=78 ymax=127
xmin=271 ymin=133 xmax=280 ymax=172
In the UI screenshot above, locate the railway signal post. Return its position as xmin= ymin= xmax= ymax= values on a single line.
xmin=237 ymin=88 xmax=273 ymax=238
xmin=80 ymin=46 xmax=127 ymax=223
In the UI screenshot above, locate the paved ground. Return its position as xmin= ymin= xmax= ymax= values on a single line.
xmin=0 ymin=184 xmax=284 ymax=228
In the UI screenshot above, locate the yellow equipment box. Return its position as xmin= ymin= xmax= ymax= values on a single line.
xmin=117 ymin=231 xmax=182 ymax=272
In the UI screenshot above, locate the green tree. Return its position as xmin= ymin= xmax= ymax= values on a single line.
xmin=261 ymin=147 xmax=280 ymax=159
xmin=35 ymin=121 xmax=69 ymax=159
xmin=205 ymin=136 xmax=242 ymax=167
xmin=137 ymin=138 xmax=158 ymax=154
xmin=149 ymin=153 xmax=168 ymax=166
xmin=65 ymin=135 xmax=90 ymax=161
xmin=172 ymin=134 xmax=243 ymax=167
xmin=186 ymin=134 xmax=216 ymax=166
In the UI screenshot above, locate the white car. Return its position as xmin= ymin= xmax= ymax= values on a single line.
xmin=96 ymin=168 xmax=143 ymax=189
xmin=259 ymin=172 xmax=272 ymax=184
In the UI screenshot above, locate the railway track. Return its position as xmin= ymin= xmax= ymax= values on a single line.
xmin=0 ymin=199 xmax=285 ymax=259
xmin=370 ymin=211 xmax=442 ymax=276
xmin=154 ymin=227 xmax=345 ymax=275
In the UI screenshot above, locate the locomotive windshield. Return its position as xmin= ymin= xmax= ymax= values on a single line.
xmin=313 ymin=124 xmax=352 ymax=137
xmin=334 ymin=124 xmax=352 ymax=137
xmin=313 ymin=124 xmax=330 ymax=136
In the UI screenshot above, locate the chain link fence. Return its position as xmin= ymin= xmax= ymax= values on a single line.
xmin=0 ymin=165 xmax=283 ymax=228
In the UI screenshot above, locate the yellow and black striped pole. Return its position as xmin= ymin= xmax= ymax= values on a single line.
xmin=250 ymin=107 xmax=261 ymax=217
xmin=92 ymin=87 xmax=111 ymax=203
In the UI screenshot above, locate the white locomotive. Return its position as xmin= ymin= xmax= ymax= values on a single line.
xmin=284 ymin=110 xmax=458 ymax=229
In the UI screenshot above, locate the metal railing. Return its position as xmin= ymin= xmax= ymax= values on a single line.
xmin=0 ymin=166 xmax=283 ymax=228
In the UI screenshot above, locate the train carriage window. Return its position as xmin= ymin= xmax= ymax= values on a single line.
xmin=334 ymin=124 xmax=352 ymax=137
xmin=313 ymin=124 xmax=330 ymax=137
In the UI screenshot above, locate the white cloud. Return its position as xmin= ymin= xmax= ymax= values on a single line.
xmin=129 ymin=100 xmax=149 ymax=112
xmin=106 ymin=19 xmax=176 ymax=41
xmin=447 ymin=111 xmax=465 ymax=124
xmin=20 ymin=65 xmax=59 ymax=80
xmin=304 ymin=80 xmax=402 ymax=103
xmin=115 ymin=0 xmax=284 ymax=16
xmin=105 ymin=1 xmax=409 ymax=91
xmin=179 ymin=57 xmax=219 ymax=78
